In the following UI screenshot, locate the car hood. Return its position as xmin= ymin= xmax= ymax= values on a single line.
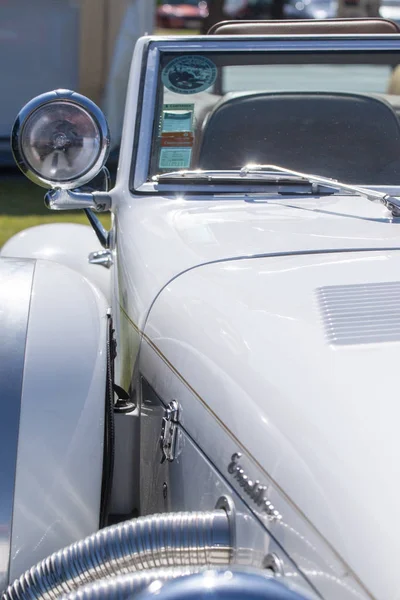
xmin=145 ymin=248 xmax=400 ymax=600
xmin=117 ymin=193 xmax=400 ymax=329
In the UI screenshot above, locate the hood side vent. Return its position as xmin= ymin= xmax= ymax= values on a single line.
xmin=317 ymin=281 xmax=400 ymax=345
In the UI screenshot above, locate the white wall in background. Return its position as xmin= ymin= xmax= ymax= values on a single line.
xmin=103 ymin=0 xmax=155 ymax=149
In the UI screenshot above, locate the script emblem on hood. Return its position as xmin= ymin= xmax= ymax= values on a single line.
xmin=228 ymin=453 xmax=282 ymax=520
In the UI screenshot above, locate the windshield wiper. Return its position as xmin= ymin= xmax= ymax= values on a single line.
xmin=153 ymin=168 xmax=335 ymax=194
xmin=242 ymin=164 xmax=400 ymax=218
xmin=154 ymin=168 xmax=326 ymax=184
xmin=154 ymin=164 xmax=400 ymax=217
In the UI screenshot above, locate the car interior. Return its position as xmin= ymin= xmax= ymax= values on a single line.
xmin=196 ymin=91 xmax=400 ymax=182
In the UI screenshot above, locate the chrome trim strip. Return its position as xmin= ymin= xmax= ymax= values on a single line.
xmin=0 ymin=258 xmax=35 ymax=591
xmin=132 ymin=36 xmax=400 ymax=192
xmin=133 ymin=46 xmax=160 ymax=191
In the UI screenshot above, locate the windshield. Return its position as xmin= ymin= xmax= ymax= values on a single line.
xmin=149 ymin=49 xmax=400 ymax=185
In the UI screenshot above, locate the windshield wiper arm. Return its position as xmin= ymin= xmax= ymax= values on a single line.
xmin=242 ymin=164 xmax=400 ymax=218
xmin=154 ymin=165 xmax=400 ymax=217
xmin=153 ymin=168 xmax=335 ymax=193
xmin=153 ymin=169 xmax=307 ymax=181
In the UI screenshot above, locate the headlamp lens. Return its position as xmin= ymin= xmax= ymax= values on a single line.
xmin=21 ymin=101 xmax=101 ymax=183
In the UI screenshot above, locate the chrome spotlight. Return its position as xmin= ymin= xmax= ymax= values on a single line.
xmin=11 ymin=89 xmax=110 ymax=189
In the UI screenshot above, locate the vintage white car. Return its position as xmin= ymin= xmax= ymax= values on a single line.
xmin=2 ymin=16 xmax=400 ymax=600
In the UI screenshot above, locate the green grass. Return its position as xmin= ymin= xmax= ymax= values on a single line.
xmin=0 ymin=176 xmax=110 ymax=248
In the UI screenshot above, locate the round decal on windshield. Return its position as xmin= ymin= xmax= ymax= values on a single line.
xmin=162 ymin=55 xmax=217 ymax=95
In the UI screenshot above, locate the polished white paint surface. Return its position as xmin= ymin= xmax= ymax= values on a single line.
xmin=115 ymin=192 xmax=400 ymax=329
xmin=10 ymin=260 xmax=107 ymax=581
xmin=143 ymin=250 xmax=400 ymax=600
xmin=1 ymin=223 xmax=111 ymax=302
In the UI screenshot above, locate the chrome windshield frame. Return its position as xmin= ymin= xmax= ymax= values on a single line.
xmin=131 ymin=35 xmax=400 ymax=195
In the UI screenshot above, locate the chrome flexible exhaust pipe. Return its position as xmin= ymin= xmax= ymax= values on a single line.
xmin=4 ymin=511 xmax=231 ymax=600
xmin=60 ymin=568 xmax=206 ymax=600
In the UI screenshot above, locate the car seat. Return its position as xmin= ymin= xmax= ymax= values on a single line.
xmin=197 ymin=91 xmax=400 ymax=183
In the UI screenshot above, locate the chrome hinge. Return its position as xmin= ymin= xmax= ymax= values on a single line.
xmin=160 ymin=400 xmax=180 ymax=463
xmin=88 ymin=249 xmax=113 ymax=269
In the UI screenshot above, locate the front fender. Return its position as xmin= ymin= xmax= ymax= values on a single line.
xmin=0 ymin=257 xmax=108 ymax=586
xmin=1 ymin=223 xmax=110 ymax=302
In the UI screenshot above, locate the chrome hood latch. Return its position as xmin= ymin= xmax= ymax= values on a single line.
xmin=160 ymin=401 xmax=180 ymax=463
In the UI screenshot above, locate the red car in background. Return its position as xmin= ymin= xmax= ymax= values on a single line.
xmin=157 ymin=0 xmax=209 ymax=29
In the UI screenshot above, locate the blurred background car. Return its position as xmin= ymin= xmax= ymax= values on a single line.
xmin=225 ymin=0 xmax=336 ymax=20
xmin=231 ymin=0 xmax=270 ymax=17
xmin=156 ymin=0 xmax=209 ymax=29
xmin=284 ymin=0 xmax=337 ymax=19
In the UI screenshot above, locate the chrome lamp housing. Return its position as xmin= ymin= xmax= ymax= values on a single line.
xmin=11 ymin=90 xmax=110 ymax=190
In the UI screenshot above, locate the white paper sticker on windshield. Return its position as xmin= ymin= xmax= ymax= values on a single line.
xmin=162 ymin=56 xmax=217 ymax=95
xmin=162 ymin=104 xmax=194 ymax=132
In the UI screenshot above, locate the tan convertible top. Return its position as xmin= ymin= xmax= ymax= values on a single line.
xmin=208 ymin=18 xmax=400 ymax=35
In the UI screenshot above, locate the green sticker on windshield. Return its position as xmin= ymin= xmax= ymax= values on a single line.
xmin=162 ymin=56 xmax=217 ymax=95
xmin=159 ymin=147 xmax=192 ymax=170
